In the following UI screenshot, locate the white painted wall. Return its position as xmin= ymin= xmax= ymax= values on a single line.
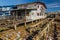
xmin=26 ymin=4 xmax=47 ymax=21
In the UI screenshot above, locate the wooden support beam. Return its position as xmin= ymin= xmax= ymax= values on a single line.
xmin=47 ymin=24 xmax=50 ymax=35
xmin=24 ymin=22 xmax=26 ymax=28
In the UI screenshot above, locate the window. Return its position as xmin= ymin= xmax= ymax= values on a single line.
xmin=41 ymin=7 xmax=43 ymax=10
xmin=5 ymin=13 xmax=9 ymax=16
xmin=26 ymin=12 xmax=29 ymax=16
xmin=32 ymin=13 xmax=34 ymax=15
xmin=38 ymin=5 xmax=39 ymax=8
xmin=40 ymin=13 xmax=41 ymax=15
xmin=0 ymin=13 xmax=3 ymax=15
xmin=37 ymin=13 xmax=39 ymax=16
xmin=40 ymin=7 xmax=44 ymax=16
xmin=40 ymin=12 xmax=44 ymax=16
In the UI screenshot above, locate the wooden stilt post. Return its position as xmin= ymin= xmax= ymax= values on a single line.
xmin=38 ymin=25 xmax=39 ymax=27
xmin=16 ymin=11 xmax=17 ymax=19
xmin=43 ymin=33 xmax=45 ymax=40
xmin=30 ymin=29 xmax=32 ymax=34
xmin=13 ymin=12 xmax=17 ymax=30
xmin=13 ymin=21 xmax=17 ymax=30
xmin=24 ymin=10 xmax=27 ymax=28
xmin=9 ymin=11 xmax=10 ymax=19
xmin=36 ymin=20 xmax=38 ymax=23
xmin=37 ymin=25 xmax=39 ymax=30
xmin=36 ymin=36 xmax=40 ymax=40
xmin=39 ymin=19 xmax=40 ymax=22
xmin=24 ymin=21 xmax=26 ymax=28
xmin=5 ymin=37 xmax=9 ymax=40
xmin=44 ymin=31 xmax=47 ymax=40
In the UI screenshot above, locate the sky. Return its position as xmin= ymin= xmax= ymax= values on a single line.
xmin=0 ymin=0 xmax=60 ymax=12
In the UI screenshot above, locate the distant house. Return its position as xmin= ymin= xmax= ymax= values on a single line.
xmin=11 ymin=2 xmax=47 ymax=21
xmin=0 ymin=6 xmax=17 ymax=19
xmin=0 ymin=6 xmax=17 ymax=16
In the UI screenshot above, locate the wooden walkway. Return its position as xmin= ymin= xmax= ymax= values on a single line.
xmin=54 ymin=20 xmax=60 ymax=40
xmin=0 ymin=18 xmax=55 ymax=40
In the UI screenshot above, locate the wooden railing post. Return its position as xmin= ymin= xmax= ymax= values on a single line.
xmin=32 ymin=21 xmax=34 ymax=25
xmin=14 ymin=24 xmax=17 ymax=30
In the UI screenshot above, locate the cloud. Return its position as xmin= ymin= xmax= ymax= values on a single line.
xmin=47 ymin=3 xmax=60 ymax=8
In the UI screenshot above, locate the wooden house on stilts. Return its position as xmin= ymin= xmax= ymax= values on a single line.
xmin=10 ymin=1 xmax=47 ymax=22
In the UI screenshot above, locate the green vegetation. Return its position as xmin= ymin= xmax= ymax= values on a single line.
xmin=0 ymin=28 xmax=8 ymax=32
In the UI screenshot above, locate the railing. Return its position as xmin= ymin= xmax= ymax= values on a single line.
xmin=4 ymin=16 xmax=25 ymax=20
xmin=32 ymin=18 xmax=55 ymax=40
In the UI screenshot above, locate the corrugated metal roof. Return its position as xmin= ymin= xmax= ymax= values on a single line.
xmin=0 ymin=5 xmax=16 ymax=8
xmin=17 ymin=2 xmax=47 ymax=9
